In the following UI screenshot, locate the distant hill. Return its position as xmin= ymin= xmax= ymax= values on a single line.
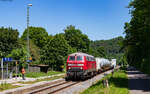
xmin=91 ymin=36 xmax=124 ymax=58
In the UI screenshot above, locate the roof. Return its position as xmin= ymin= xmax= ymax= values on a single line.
xmin=69 ymin=52 xmax=94 ymax=57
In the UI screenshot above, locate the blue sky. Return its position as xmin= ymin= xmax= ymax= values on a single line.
xmin=0 ymin=0 xmax=131 ymax=40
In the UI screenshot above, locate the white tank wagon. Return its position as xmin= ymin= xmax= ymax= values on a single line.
xmin=95 ymin=58 xmax=112 ymax=72
xmin=111 ymin=59 xmax=116 ymax=68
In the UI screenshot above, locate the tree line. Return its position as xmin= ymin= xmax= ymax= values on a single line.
xmin=0 ymin=25 xmax=123 ymax=71
xmin=91 ymin=36 xmax=124 ymax=65
xmin=123 ymin=0 xmax=150 ymax=73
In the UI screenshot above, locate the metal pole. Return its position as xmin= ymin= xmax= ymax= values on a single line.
xmin=28 ymin=63 xmax=29 ymax=72
xmin=1 ymin=58 xmax=3 ymax=80
xmin=27 ymin=6 xmax=30 ymax=59
xmin=16 ymin=61 xmax=17 ymax=79
xmin=27 ymin=4 xmax=32 ymax=73
xmin=6 ymin=62 xmax=8 ymax=79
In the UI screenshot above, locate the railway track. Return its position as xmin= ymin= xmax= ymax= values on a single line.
xmin=27 ymin=80 xmax=80 ymax=94
xmin=27 ymin=71 xmax=109 ymax=94
xmin=26 ymin=67 xmax=119 ymax=94
xmin=2 ymin=67 xmax=119 ymax=94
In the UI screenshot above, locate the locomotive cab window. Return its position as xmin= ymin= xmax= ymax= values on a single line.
xmin=69 ymin=56 xmax=75 ymax=61
xmin=89 ymin=57 xmax=92 ymax=61
xmin=86 ymin=56 xmax=89 ymax=61
xmin=77 ymin=56 xmax=83 ymax=61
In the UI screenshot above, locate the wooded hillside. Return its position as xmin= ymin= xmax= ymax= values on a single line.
xmin=91 ymin=36 xmax=124 ymax=58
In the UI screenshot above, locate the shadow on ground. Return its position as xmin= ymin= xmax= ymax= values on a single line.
xmin=127 ymin=70 xmax=150 ymax=92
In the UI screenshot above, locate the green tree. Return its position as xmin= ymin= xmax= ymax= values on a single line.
xmin=0 ymin=27 xmax=19 ymax=58
xmin=21 ymin=27 xmax=48 ymax=49
xmin=64 ymin=25 xmax=90 ymax=53
xmin=97 ymin=47 xmax=107 ymax=57
xmin=7 ymin=46 xmax=28 ymax=67
xmin=90 ymin=36 xmax=124 ymax=59
xmin=123 ymin=0 xmax=150 ymax=73
xmin=41 ymin=34 xmax=73 ymax=71
xmin=7 ymin=47 xmax=27 ymax=60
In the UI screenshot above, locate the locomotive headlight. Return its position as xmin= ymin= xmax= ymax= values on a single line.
xmin=77 ymin=64 xmax=84 ymax=66
xmin=80 ymin=67 xmax=83 ymax=69
xmin=68 ymin=67 xmax=71 ymax=69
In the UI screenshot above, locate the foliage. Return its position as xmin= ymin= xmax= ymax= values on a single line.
xmin=21 ymin=27 xmax=48 ymax=49
xmin=41 ymin=34 xmax=73 ymax=71
xmin=91 ymin=36 xmax=124 ymax=55
xmin=7 ymin=46 xmax=27 ymax=61
xmin=88 ymin=46 xmax=107 ymax=58
xmin=0 ymin=27 xmax=19 ymax=58
xmin=7 ymin=46 xmax=28 ymax=68
xmin=64 ymin=25 xmax=90 ymax=53
xmin=91 ymin=36 xmax=124 ymax=63
xmin=21 ymin=27 xmax=48 ymax=65
xmin=123 ymin=0 xmax=150 ymax=72
xmin=81 ymin=70 xmax=129 ymax=94
xmin=29 ymin=40 xmax=41 ymax=64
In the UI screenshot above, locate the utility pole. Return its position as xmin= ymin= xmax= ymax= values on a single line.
xmin=27 ymin=4 xmax=32 ymax=59
xmin=27 ymin=4 xmax=32 ymax=72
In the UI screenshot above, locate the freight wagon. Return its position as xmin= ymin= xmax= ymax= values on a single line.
xmin=95 ymin=58 xmax=112 ymax=73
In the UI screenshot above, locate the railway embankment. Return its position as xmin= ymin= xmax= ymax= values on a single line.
xmin=81 ymin=68 xmax=129 ymax=94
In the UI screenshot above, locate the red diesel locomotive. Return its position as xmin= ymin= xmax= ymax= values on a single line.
xmin=65 ymin=52 xmax=96 ymax=80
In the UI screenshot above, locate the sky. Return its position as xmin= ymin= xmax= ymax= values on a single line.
xmin=0 ymin=0 xmax=131 ymax=40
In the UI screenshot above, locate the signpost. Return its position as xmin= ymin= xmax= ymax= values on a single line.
xmin=0 ymin=57 xmax=32 ymax=80
xmin=3 ymin=57 xmax=12 ymax=62
xmin=26 ymin=60 xmax=32 ymax=62
xmin=1 ymin=57 xmax=12 ymax=79
xmin=1 ymin=58 xmax=3 ymax=80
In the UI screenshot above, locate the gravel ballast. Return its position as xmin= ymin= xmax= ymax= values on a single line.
xmin=57 ymin=70 xmax=113 ymax=94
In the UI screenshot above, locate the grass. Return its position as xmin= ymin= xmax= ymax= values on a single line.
xmin=0 ymin=82 xmax=20 ymax=91
xmin=81 ymin=69 xmax=130 ymax=94
xmin=25 ymin=71 xmax=64 ymax=78
xmin=18 ymin=75 xmax=64 ymax=84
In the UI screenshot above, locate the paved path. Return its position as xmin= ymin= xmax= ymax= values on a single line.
xmin=127 ymin=67 xmax=150 ymax=94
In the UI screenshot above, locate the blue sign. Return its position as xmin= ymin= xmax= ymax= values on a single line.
xmin=26 ymin=60 xmax=32 ymax=62
xmin=3 ymin=58 xmax=12 ymax=62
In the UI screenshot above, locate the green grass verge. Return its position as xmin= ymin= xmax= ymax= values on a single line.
xmin=25 ymin=71 xmax=64 ymax=78
xmin=81 ymin=70 xmax=130 ymax=94
xmin=18 ymin=75 xmax=64 ymax=84
xmin=0 ymin=82 xmax=20 ymax=91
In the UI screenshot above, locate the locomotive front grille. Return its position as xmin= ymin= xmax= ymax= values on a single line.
xmin=68 ymin=67 xmax=83 ymax=72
